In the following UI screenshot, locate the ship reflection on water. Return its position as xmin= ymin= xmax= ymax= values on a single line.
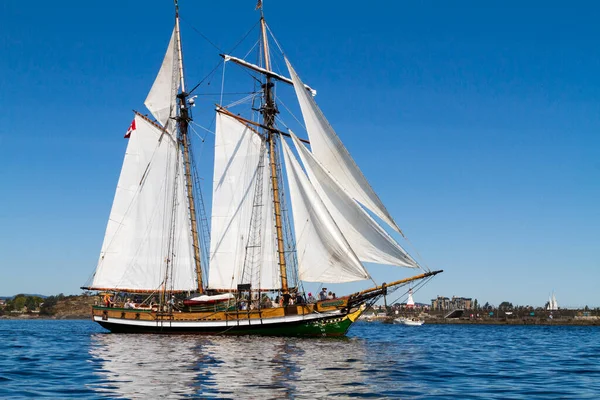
xmin=88 ymin=333 xmax=373 ymax=398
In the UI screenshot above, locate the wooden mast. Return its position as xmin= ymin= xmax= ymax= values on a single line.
xmin=175 ymin=0 xmax=204 ymax=293
xmin=259 ymin=8 xmax=288 ymax=292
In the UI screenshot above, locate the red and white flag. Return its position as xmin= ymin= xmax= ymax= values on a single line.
xmin=124 ymin=119 xmax=136 ymax=138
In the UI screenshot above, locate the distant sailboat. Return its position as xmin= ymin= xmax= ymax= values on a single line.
xmin=547 ymin=292 xmax=559 ymax=311
xmin=82 ymin=1 xmax=442 ymax=336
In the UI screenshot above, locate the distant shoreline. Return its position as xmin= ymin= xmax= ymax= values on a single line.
xmin=361 ymin=315 xmax=600 ymax=326
xmin=422 ymin=318 xmax=600 ymax=326
xmin=0 ymin=315 xmax=89 ymax=321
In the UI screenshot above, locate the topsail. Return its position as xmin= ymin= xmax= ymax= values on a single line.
xmin=145 ymin=28 xmax=181 ymax=133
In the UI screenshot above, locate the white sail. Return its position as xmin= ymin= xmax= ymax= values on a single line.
xmin=281 ymin=139 xmax=369 ymax=283
xmin=547 ymin=292 xmax=559 ymax=310
xmin=144 ymin=28 xmax=180 ymax=131
xmin=285 ymin=58 xmax=403 ymax=234
xmin=92 ymin=115 xmax=196 ymax=291
xmin=289 ymin=132 xmax=418 ymax=268
xmin=208 ymin=112 xmax=280 ymax=290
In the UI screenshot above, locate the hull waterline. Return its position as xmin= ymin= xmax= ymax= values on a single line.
xmin=93 ymin=307 xmax=364 ymax=337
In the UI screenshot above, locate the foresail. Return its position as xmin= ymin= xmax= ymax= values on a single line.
xmin=92 ymin=115 xmax=196 ymax=291
xmin=208 ymin=112 xmax=280 ymax=290
xmin=281 ymin=139 xmax=369 ymax=283
xmin=144 ymin=28 xmax=180 ymax=132
xmin=289 ymin=132 xmax=419 ymax=269
xmin=285 ymin=58 xmax=403 ymax=235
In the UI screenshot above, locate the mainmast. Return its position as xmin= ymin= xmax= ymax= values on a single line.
xmin=175 ymin=0 xmax=204 ymax=293
xmin=260 ymin=10 xmax=289 ymax=292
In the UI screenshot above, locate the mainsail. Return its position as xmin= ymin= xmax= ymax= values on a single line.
xmin=285 ymin=58 xmax=403 ymax=235
xmin=208 ymin=112 xmax=280 ymax=290
xmin=281 ymin=139 xmax=369 ymax=283
xmin=92 ymin=115 xmax=196 ymax=291
xmin=289 ymin=132 xmax=418 ymax=268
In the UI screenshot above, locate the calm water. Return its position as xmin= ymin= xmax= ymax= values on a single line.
xmin=1 ymin=320 xmax=599 ymax=399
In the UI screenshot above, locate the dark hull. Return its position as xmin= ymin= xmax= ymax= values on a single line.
xmin=95 ymin=309 xmax=361 ymax=337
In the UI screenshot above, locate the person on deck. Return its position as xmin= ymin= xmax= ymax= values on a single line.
xmin=282 ymin=292 xmax=292 ymax=307
xmin=319 ymin=288 xmax=328 ymax=301
xmin=307 ymin=292 xmax=316 ymax=303
xmin=168 ymin=295 xmax=177 ymax=311
xmin=103 ymin=293 xmax=114 ymax=307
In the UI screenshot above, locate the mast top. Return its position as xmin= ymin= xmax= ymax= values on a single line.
xmin=174 ymin=0 xmax=185 ymax=92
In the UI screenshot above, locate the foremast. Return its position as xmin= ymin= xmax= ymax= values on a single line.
xmin=259 ymin=12 xmax=289 ymax=292
xmin=175 ymin=0 xmax=204 ymax=294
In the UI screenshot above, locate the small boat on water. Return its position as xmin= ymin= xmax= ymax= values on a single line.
xmin=394 ymin=317 xmax=425 ymax=326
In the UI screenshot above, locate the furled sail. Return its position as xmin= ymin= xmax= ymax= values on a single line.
xmin=289 ymin=132 xmax=418 ymax=268
xmin=144 ymin=28 xmax=180 ymax=132
xmin=281 ymin=139 xmax=369 ymax=283
xmin=285 ymin=58 xmax=403 ymax=235
xmin=208 ymin=112 xmax=280 ymax=290
xmin=92 ymin=115 xmax=196 ymax=291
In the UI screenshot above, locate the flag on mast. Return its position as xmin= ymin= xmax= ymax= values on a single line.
xmin=124 ymin=119 xmax=136 ymax=138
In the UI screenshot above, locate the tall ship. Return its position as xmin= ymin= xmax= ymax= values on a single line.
xmin=82 ymin=1 xmax=442 ymax=336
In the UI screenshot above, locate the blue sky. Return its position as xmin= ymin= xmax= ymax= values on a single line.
xmin=1 ymin=1 xmax=598 ymax=308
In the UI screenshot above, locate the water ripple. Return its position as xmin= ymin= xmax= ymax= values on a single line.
xmin=1 ymin=320 xmax=600 ymax=398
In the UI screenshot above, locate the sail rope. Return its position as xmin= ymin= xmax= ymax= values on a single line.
xmin=386 ymin=274 xmax=435 ymax=308
xmin=224 ymin=92 xmax=261 ymax=109
xmin=274 ymin=96 xmax=306 ymax=132
xmin=182 ymin=17 xmax=260 ymax=96
xmin=265 ymin=23 xmax=285 ymax=58
xmin=219 ymin=61 xmax=227 ymax=105
xmin=402 ymin=236 xmax=431 ymax=273
xmin=189 ymin=121 xmax=214 ymax=139
xmin=243 ymin=39 xmax=261 ymax=60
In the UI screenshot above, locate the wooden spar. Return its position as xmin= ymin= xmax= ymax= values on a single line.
xmin=260 ymin=16 xmax=288 ymax=293
xmin=174 ymin=1 xmax=203 ymax=293
xmin=180 ymin=108 xmax=203 ymax=293
xmin=220 ymin=54 xmax=316 ymax=96
xmin=351 ymin=270 xmax=443 ymax=298
xmin=216 ymin=107 xmax=310 ymax=144
xmin=133 ymin=111 xmax=166 ymax=131
xmin=174 ymin=0 xmax=186 ymax=93
xmin=80 ymin=286 xmax=190 ymax=294
xmin=261 ymin=18 xmax=270 ymax=71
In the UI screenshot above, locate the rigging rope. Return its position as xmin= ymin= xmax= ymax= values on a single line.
xmin=182 ymin=18 xmax=260 ymax=96
xmin=274 ymin=96 xmax=306 ymax=132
